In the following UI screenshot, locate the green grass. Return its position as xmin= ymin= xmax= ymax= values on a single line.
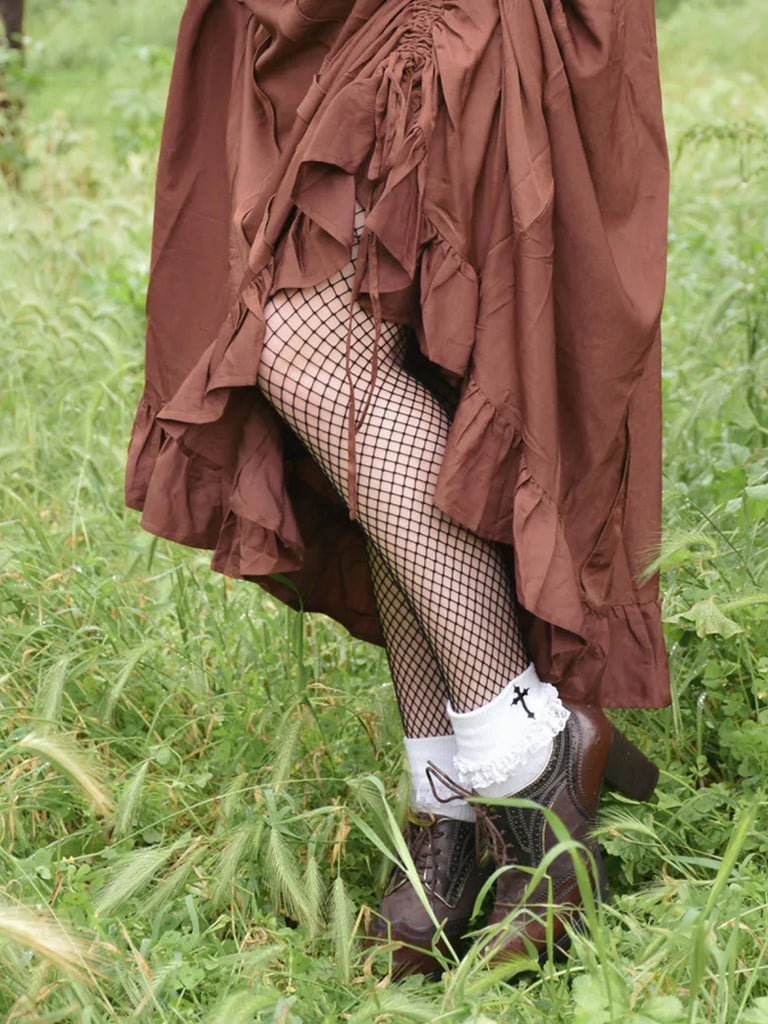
xmin=0 ymin=0 xmax=767 ymax=1019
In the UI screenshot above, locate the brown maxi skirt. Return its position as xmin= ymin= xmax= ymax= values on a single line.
xmin=125 ymin=0 xmax=671 ymax=708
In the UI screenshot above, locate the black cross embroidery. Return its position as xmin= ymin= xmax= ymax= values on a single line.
xmin=511 ymin=686 xmax=535 ymax=719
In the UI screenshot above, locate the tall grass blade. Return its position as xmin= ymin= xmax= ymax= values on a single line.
xmin=0 ymin=903 xmax=98 ymax=980
xmin=143 ymin=839 xmax=208 ymax=920
xmin=264 ymin=822 xmax=316 ymax=928
xmin=113 ymin=761 xmax=149 ymax=840
xmin=95 ymin=841 xmax=184 ymax=916
xmin=14 ymin=732 xmax=113 ymax=817
xmin=687 ymin=796 xmax=760 ymax=1024
xmin=349 ymin=775 xmax=459 ymax=966
xmin=34 ymin=655 xmax=72 ymax=730
xmin=210 ymin=824 xmax=254 ymax=909
xmin=104 ymin=642 xmax=158 ymax=722
xmin=330 ymin=874 xmax=356 ymax=983
xmin=270 ymin=708 xmax=304 ymax=792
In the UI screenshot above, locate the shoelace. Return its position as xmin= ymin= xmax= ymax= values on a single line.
xmin=402 ymin=813 xmax=446 ymax=888
xmin=425 ymin=762 xmax=518 ymax=868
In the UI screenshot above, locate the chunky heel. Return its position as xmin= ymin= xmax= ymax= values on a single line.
xmin=604 ymin=728 xmax=658 ymax=802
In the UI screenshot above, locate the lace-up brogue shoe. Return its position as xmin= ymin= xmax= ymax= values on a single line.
xmin=478 ymin=705 xmax=657 ymax=964
xmin=367 ymin=813 xmax=489 ymax=976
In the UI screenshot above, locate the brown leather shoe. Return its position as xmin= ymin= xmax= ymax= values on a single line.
xmin=367 ymin=812 xmax=490 ymax=976
xmin=474 ymin=705 xmax=658 ymax=964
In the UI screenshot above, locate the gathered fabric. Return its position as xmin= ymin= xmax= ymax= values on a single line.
xmin=125 ymin=0 xmax=670 ymax=708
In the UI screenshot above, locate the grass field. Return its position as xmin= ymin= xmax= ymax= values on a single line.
xmin=0 ymin=0 xmax=767 ymax=1020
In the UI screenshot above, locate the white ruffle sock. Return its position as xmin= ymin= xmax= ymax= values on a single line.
xmin=447 ymin=664 xmax=570 ymax=796
xmin=403 ymin=734 xmax=476 ymax=822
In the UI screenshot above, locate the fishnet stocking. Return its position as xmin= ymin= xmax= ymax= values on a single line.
xmin=367 ymin=542 xmax=451 ymax=738
xmin=258 ymin=211 xmax=529 ymax=721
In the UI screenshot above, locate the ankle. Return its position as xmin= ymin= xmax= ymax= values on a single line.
xmin=404 ymin=734 xmax=475 ymax=822
xmin=447 ymin=663 xmax=569 ymax=793
xmin=475 ymin=739 xmax=553 ymax=797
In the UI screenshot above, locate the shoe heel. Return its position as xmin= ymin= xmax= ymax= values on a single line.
xmin=604 ymin=727 xmax=658 ymax=802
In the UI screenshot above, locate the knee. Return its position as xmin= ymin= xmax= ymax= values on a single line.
xmin=257 ymin=323 xmax=336 ymax=418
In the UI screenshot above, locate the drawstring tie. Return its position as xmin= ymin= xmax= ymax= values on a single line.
xmin=426 ymin=761 xmax=517 ymax=868
xmin=343 ymin=1 xmax=442 ymax=520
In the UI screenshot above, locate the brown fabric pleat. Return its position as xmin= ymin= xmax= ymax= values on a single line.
xmin=126 ymin=0 xmax=670 ymax=708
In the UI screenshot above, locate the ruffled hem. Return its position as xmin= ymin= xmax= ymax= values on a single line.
xmin=125 ymin=0 xmax=671 ymax=707
xmin=269 ymin=69 xmax=481 ymax=378
xmin=125 ymin=268 xmax=308 ymax=573
xmin=127 ymin=383 xmax=386 ymax=645
xmin=433 ymin=379 xmax=670 ymax=707
xmin=435 ymin=379 xmax=585 ymax=635
xmin=528 ymin=598 xmax=670 ymax=708
xmin=128 ymin=399 xmax=306 ymax=572
xmin=126 ymin=277 xmax=670 ymax=707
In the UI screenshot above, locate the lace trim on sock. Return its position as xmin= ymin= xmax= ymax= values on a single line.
xmin=453 ymin=699 xmax=570 ymax=790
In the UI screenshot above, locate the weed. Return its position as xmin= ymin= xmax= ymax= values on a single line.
xmin=0 ymin=0 xmax=767 ymax=1019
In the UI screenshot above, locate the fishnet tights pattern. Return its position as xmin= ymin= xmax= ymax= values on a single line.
xmin=257 ymin=212 xmax=528 ymax=731
xmin=367 ymin=542 xmax=452 ymax=737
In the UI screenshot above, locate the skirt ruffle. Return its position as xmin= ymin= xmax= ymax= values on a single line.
xmin=126 ymin=0 xmax=671 ymax=706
